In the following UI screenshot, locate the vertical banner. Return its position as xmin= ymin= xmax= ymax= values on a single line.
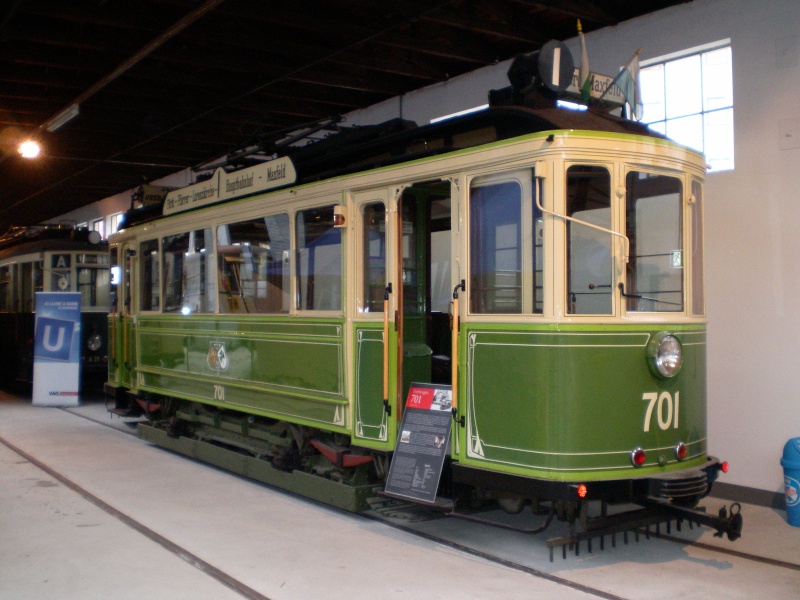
xmin=32 ymin=292 xmax=81 ymax=406
xmin=384 ymin=383 xmax=453 ymax=504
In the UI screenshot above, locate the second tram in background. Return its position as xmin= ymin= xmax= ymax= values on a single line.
xmin=0 ymin=225 xmax=110 ymax=391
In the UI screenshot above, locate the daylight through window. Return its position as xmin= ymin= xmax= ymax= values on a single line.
xmin=640 ymin=41 xmax=733 ymax=171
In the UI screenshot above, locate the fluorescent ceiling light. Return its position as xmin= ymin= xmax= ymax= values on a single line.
xmin=45 ymin=104 xmax=80 ymax=132
xmin=430 ymin=104 xmax=488 ymax=124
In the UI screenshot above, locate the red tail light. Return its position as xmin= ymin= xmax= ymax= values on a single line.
xmin=577 ymin=484 xmax=588 ymax=499
xmin=675 ymin=442 xmax=688 ymax=461
xmin=631 ymin=448 xmax=646 ymax=467
xmin=721 ymin=461 xmax=730 ymax=473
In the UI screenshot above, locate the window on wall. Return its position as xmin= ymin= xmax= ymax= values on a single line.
xmin=640 ymin=41 xmax=733 ymax=171
xmin=108 ymin=213 xmax=124 ymax=236
xmin=91 ymin=218 xmax=105 ymax=239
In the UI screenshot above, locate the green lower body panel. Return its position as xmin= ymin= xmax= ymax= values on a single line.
xmin=138 ymin=423 xmax=381 ymax=512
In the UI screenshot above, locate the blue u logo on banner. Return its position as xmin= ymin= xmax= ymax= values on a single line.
xmin=32 ymin=292 xmax=81 ymax=406
xmin=34 ymin=317 xmax=75 ymax=362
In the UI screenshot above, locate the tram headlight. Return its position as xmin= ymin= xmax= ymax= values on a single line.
xmin=647 ymin=332 xmax=682 ymax=379
xmin=87 ymin=333 xmax=102 ymax=352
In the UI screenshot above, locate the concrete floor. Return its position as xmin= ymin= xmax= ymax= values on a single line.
xmin=1 ymin=391 xmax=799 ymax=600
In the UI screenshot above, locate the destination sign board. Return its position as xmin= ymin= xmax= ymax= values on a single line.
xmin=163 ymin=156 xmax=297 ymax=216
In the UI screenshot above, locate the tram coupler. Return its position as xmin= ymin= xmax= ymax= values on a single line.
xmin=642 ymin=498 xmax=743 ymax=541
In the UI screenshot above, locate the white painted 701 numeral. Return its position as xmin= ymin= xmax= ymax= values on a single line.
xmin=642 ymin=391 xmax=680 ymax=432
xmin=213 ymin=384 xmax=225 ymax=401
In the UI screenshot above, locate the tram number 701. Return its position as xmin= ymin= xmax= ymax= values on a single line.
xmin=642 ymin=391 xmax=680 ymax=432
xmin=214 ymin=384 xmax=225 ymax=402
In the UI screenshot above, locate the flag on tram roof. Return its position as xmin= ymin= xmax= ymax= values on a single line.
xmin=602 ymin=48 xmax=644 ymax=120
xmin=577 ymin=20 xmax=592 ymax=103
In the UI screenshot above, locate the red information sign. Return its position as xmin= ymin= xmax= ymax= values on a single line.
xmin=384 ymin=382 xmax=453 ymax=505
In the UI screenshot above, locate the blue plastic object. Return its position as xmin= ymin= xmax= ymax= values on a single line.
xmin=780 ymin=438 xmax=800 ymax=526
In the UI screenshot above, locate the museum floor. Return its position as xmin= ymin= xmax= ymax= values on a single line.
xmin=1 ymin=392 xmax=798 ymax=600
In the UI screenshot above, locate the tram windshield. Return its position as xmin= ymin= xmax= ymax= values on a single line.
xmin=77 ymin=253 xmax=110 ymax=310
xmin=566 ymin=165 xmax=612 ymax=315
xmin=624 ymin=172 xmax=683 ymax=312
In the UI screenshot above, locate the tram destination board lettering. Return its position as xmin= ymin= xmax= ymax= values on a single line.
xmin=163 ymin=156 xmax=297 ymax=216
xmin=384 ymin=383 xmax=452 ymax=505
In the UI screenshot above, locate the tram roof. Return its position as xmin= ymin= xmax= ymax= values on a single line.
xmin=279 ymin=102 xmax=661 ymax=182
xmin=0 ymin=226 xmax=106 ymax=260
xmin=120 ymin=100 xmax=665 ymax=228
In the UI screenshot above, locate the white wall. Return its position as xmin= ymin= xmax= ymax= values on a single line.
xmin=46 ymin=168 xmax=196 ymax=229
xmin=58 ymin=0 xmax=800 ymax=493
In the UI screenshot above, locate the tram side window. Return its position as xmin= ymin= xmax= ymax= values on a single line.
xmin=187 ymin=228 xmax=215 ymax=314
xmin=363 ymin=203 xmax=386 ymax=312
xmin=625 ymin=172 xmax=683 ymax=312
xmin=33 ymin=261 xmax=43 ymax=295
xmin=77 ymin=253 xmax=110 ymax=310
xmin=296 ymin=206 xmax=342 ymax=311
xmin=109 ymin=247 xmax=119 ymax=313
xmin=162 ymin=232 xmax=189 ymax=313
xmin=567 ymin=166 xmax=612 ymax=315
xmin=20 ymin=261 xmax=42 ymax=312
xmin=470 ymin=181 xmax=522 ymax=314
xmin=217 ymin=215 xmax=289 ymax=314
xmin=140 ymin=239 xmax=160 ymax=311
xmin=0 ymin=265 xmax=12 ymax=311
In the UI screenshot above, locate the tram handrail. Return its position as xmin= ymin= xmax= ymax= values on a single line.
xmin=383 ymin=284 xmax=390 ymax=417
xmin=534 ymin=177 xmax=630 ymax=265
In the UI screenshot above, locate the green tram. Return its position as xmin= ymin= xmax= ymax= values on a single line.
xmin=105 ymin=61 xmax=742 ymax=545
xmin=0 ymin=226 xmax=109 ymax=390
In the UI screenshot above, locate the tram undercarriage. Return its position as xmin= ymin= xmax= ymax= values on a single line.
xmin=128 ymin=394 xmax=742 ymax=559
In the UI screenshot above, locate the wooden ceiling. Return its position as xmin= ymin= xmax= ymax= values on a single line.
xmin=0 ymin=0 xmax=688 ymax=232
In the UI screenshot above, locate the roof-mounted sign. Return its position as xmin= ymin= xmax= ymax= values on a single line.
xmin=564 ymin=69 xmax=625 ymax=106
xmin=163 ymin=156 xmax=297 ymax=216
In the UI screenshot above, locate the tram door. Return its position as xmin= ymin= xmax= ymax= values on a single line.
xmin=398 ymin=181 xmax=454 ymax=405
xmin=351 ymin=180 xmax=454 ymax=449
xmin=118 ymin=241 xmax=136 ymax=389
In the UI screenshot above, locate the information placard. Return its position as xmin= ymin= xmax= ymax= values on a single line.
xmin=32 ymin=292 xmax=81 ymax=407
xmin=384 ymin=383 xmax=452 ymax=504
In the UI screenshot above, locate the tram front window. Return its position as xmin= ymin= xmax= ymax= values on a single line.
xmin=625 ymin=172 xmax=683 ymax=312
xmin=566 ymin=165 xmax=612 ymax=315
xmin=77 ymin=255 xmax=110 ymax=310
